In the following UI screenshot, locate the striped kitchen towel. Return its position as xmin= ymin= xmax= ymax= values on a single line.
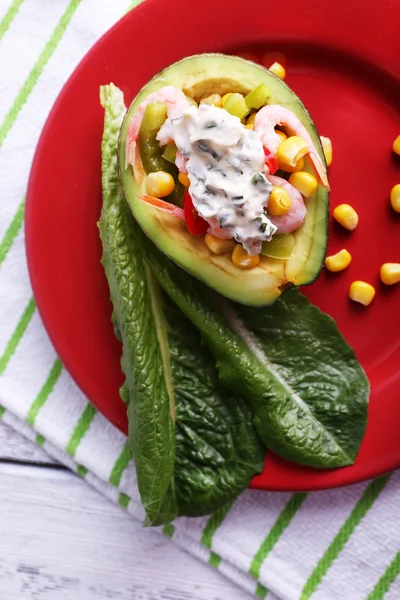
xmin=0 ymin=1 xmax=399 ymax=598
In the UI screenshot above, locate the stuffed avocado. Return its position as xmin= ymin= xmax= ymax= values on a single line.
xmin=119 ymin=53 xmax=329 ymax=306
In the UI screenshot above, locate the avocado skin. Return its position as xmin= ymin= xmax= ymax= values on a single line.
xmin=119 ymin=54 xmax=329 ymax=307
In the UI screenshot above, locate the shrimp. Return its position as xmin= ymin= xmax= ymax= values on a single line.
xmin=139 ymin=196 xmax=233 ymax=241
xmin=266 ymin=175 xmax=306 ymax=234
xmin=139 ymin=195 xmax=185 ymax=220
xmin=206 ymin=217 xmax=234 ymax=240
xmin=175 ymin=149 xmax=187 ymax=174
xmin=254 ymin=105 xmax=330 ymax=190
xmin=125 ymin=86 xmax=189 ymax=166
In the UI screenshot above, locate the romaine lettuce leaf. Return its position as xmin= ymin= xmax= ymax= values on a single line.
xmin=99 ymin=84 xmax=265 ymax=525
xmin=146 ymin=247 xmax=369 ymax=469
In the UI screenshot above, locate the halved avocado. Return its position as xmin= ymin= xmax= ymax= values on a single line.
xmin=119 ymin=54 xmax=329 ymax=306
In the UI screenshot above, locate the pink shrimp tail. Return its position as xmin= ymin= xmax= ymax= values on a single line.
xmin=175 ymin=150 xmax=188 ymax=174
xmin=138 ymin=195 xmax=185 ymax=220
xmin=254 ymin=105 xmax=330 ymax=191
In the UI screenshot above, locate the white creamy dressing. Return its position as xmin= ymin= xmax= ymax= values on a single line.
xmin=157 ymin=104 xmax=277 ymax=254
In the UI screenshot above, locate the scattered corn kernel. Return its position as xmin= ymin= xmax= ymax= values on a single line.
xmin=269 ymin=61 xmax=286 ymax=79
xmin=146 ymin=171 xmax=175 ymax=198
xmin=200 ymin=93 xmax=222 ymax=107
xmin=275 ymin=129 xmax=288 ymax=143
xmin=380 ymin=263 xmax=400 ymax=285
xmin=178 ymin=172 xmax=190 ymax=187
xmin=278 ymin=157 xmax=305 ymax=173
xmin=288 ymin=171 xmax=318 ymax=198
xmin=277 ymin=136 xmax=309 ymax=168
xmin=390 ymin=184 xmax=400 ymax=213
xmin=221 ymin=92 xmax=232 ymax=105
xmin=231 ymin=244 xmax=260 ymax=268
xmin=320 ymin=136 xmax=332 ymax=167
xmin=393 ymin=135 xmax=400 ymax=155
xmin=325 ymin=249 xmax=352 ymax=272
xmin=205 ymin=233 xmax=236 ymax=255
xmin=349 ymin=281 xmax=375 ymax=306
xmin=333 ymin=204 xmax=359 ymax=231
xmin=268 ymin=186 xmax=291 ymax=215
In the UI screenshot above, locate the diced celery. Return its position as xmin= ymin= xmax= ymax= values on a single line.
xmin=261 ymin=233 xmax=294 ymax=259
xmin=245 ymin=84 xmax=271 ymax=110
xmin=162 ymin=143 xmax=178 ymax=164
xmin=223 ymin=93 xmax=250 ymax=122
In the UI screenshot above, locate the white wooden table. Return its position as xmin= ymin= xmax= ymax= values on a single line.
xmin=0 ymin=421 xmax=252 ymax=600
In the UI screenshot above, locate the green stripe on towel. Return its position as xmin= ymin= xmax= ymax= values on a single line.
xmin=0 ymin=0 xmax=83 ymax=147
xmin=66 ymin=402 xmax=97 ymax=457
xmin=249 ymin=493 xmax=308 ymax=580
xmin=26 ymin=358 xmax=63 ymax=425
xmin=0 ymin=198 xmax=25 ymax=268
xmin=0 ymin=297 xmax=36 ymax=375
xmin=301 ymin=475 xmax=392 ymax=599
xmin=367 ymin=551 xmax=400 ymax=600
xmin=0 ymin=0 xmax=25 ymax=42
xmin=109 ymin=441 xmax=132 ymax=487
xmin=201 ymin=501 xmax=233 ymax=568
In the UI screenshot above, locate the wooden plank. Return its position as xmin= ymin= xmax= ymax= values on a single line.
xmin=0 ymin=420 xmax=59 ymax=465
xmin=0 ymin=463 xmax=252 ymax=600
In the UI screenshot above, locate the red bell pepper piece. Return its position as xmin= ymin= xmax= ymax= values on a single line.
xmin=263 ymin=147 xmax=278 ymax=174
xmin=183 ymin=190 xmax=209 ymax=236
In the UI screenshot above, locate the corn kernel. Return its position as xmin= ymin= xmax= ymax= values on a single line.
xmin=246 ymin=112 xmax=257 ymax=126
xmin=221 ymin=93 xmax=232 ymax=106
xmin=277 ymin=136 xmax=309 ymax=168
xmin=205 ymin=233 xmax=236 ymax=254
xmin=333 ymin=204 xmax=359 ymax=231
xmin=325 ymin=249 xmax=352 ymax=272
xmin=146 ymin=171 xmax=175 ymax=198
xmin=278 ymin=157 xmax=305 ymax=173
xmin=392 ymin=135 xmax=400 ymax=155
xmin=268 ymin=186 xmax=291 ymax=215
xmin=349 ymin=281 xmax=375 ymax=306
xmin=275 ymin=129 xmax=288 ymax=143
xmin=320 ymin=136 xmax=332 ymax=167
xmin=390 ymin=184 xmax=400 ymax=213
xmin=231 ymin=244 xmax=260 ymax=268
xmin=200 ymin=93 xmax=222 ymax=107
xmin=288 ymin=171 xmax=318 ymax=198
xmin=178 ymin=172 xmax=190 ymax=187
xmin=380 ymin=263 xmax=400 ymax=285
xmin=269 ymin=62 xmax=286 ymax=79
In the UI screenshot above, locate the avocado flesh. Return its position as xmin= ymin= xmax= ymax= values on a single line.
xmin=119 ymin=54 xmax=328 ymax=306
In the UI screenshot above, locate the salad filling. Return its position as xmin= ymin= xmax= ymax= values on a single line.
xmin=125 ymin=81 xmax=329 ymax=266
xmin=158 ymin=103 xmax=276 ymax=254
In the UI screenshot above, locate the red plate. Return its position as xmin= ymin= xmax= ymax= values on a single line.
xmin=26 ymin=0 xmax=400 ymax=491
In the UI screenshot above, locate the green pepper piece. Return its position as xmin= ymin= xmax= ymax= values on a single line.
xmin=138 ymin=102 xmax=167 ymax=172
xmin=162 ymin=143 xmax=178 ymax=164
xmin=245 ymin=84 xmax=270 ymax=110
xmin=138 ymin=103 xmax=184 ymax=206
xmin=261 ymin=233 xmax=295 ymax=259
xmin=223 ymin=93 xmax=250 ymax=122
